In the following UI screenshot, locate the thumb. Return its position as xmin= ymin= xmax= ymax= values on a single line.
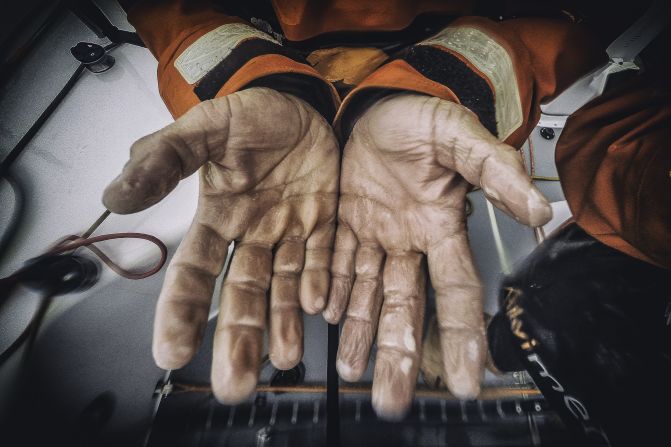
xmin=103 ymin=98 xmax=231 ymax=214
xmin=433 ymin=101 xmax=552 ymax=227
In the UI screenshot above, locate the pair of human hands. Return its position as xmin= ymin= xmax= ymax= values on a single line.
xmin=103 ymin=87 xmax=551 ymax=419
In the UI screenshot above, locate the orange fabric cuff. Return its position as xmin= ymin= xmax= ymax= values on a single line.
xmin=127 ymin=1 xmax=244 ymax=60
xmin=128 ymin=1 xmax=338 ymax=119
xmin=155 ymin=19 xmax=236 ymax=117
xmin=334 ymin=59 xmax=460 ymax=132
xmin=214 ymin=54 xmax=340 ymax=108
xmin=154 ymin=28 xmax=337 ymax=118
xmin=159 ymin=50 xmax=338 ymax=119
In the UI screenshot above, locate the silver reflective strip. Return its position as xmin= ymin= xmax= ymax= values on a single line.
xmin=174 ymin=23 xmax=279 ymax=85
xmin=420 ymin=26 xmax=523 ymax=141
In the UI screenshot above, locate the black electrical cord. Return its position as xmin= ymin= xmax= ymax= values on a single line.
xmin=0 ymin=63 xmax=84 ymax=178
xmin=0 ymin=45 xmax=89 ymax=332
xmin=0 ymin=174 xmax=26 ymax=265
xmin=0 ymin=293 xmax=53 ymax=366
xmin=0 ymin=1 xmax=66 ymax=84
xmin=69 ymin=0 xmax=145 ymax=47
xmin=0 ymin=42 xmax=120 ymax=266
xmin=326 ymin=323 xmax=341 ymax=447
xmin=0 ymin=41 xmax=161 ymax=370
xmin=0 ymin=42 xmax=119 ymax=179
xmin=0 ymin=230 xmax=168 ymax=367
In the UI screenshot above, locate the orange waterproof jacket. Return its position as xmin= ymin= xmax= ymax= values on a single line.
xmin=122 ymin=0 xmax=670 ymax=269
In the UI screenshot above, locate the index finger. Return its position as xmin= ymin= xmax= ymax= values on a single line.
xmin=152 ymin=215 xmax=230 ymax=370
xmin=212 ymin=241 xmax=272 ymax=404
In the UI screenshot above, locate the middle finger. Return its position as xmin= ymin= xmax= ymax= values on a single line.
xmin=372 ymin=252 xmax=425 ymax=420
xmin=212 ymin=241 xmax=272 ymax=403
xmin=336 ymin=243 xmax=385 ymax=381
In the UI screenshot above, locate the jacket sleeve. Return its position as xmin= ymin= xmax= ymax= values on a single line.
xmin=126 ymin=0 xmax=339 ymax=119
xmin=555 ymin=71 xmax=671 ymax=269
xmin=336 ymin=16 xmax=606 ymax=147
xmin=337 ymin=16 xmax=671 ymax=269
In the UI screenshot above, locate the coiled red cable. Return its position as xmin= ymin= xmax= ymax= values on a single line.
xmin=47 ymin=232 xmax=168 ymax=280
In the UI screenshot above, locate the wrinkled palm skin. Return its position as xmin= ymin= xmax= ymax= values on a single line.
xmin=103 ymin=87 xmax=549 ymax=416
xmin=103 ymin=88 xmax=339 ymax=403
xmin=323 ymin=93 xmax=551 ymax=420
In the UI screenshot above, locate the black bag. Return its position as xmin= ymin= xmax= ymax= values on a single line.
xmin=487 ymin=223 xmax=671 ymax=447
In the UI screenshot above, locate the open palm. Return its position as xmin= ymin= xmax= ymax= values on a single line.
xmin=323 ymin=93 xmax=551 ymax=419
xmin=103 ymin=87 xmax=339 ymax=403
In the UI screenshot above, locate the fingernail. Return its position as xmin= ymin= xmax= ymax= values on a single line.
xmin=371 ymin=350 xmax=416 ymax=421
xmin=336 ymin=320 xmax=373 ymax=381
xmin=211 ymin=370 xmax=257 ymax=404
xmin=322 ymin=278 xmax=350 ymax=323
xmin=313 ymin=295 xmax=326 ymax=311
xmin=442 ymin=331 xmax=485 ymax=399
xmin=336 ymin=358 xmax=360 ymax=382
xmin=269 ymin=315 xmax=303 ymax=370
xmin=300 ymin=270 xmax=329 ymax=314
xmin=152 ymin=340 xmax=193 ymax=370
xmin=322 ymin=307 xmax=337 ymax=324
xmin=527 ymin=188 xmax=553 ymax=227
xmin=269 ymin=345 xmax=301 ymax=370
xmin=212 ymin=328 xmax=262 ymax=404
